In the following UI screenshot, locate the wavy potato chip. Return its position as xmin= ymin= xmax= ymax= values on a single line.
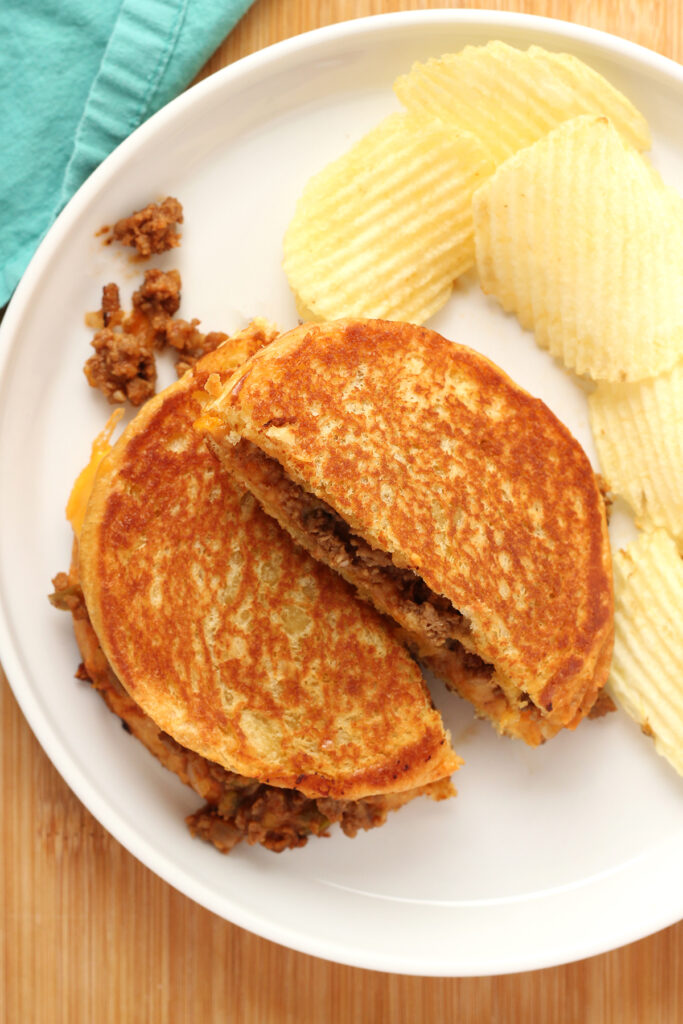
xmin=473 ymin=115 xmax=683 ymax=381
xmin=393 ymin=41 xmax=650 ymax=164
xmin=589 ymin=362 xmax=683 ymax=542
xmin=283 ymin=111 xmax=494 ymax=325
xmin=609 ymin=529 xmax=683 ymax=776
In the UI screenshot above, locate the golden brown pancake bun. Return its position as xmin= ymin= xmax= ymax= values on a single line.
xmin=79 ymin=326 xmax=460 ymax=799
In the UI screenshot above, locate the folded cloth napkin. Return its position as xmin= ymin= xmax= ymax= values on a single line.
xmin=0 ymin=0 xmax=255 ymax=306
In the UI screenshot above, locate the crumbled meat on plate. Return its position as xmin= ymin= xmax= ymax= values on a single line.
xmin=166 ymin=319 xmax=228 ymax=377
xmin=132 ymin=268 xmax=181 ymax=338
xmin=48 ymin=572 xmax=88 ymax=619
xmin=249 ymin=445 xmax=466 ymax=647
xmin=84 ymin=323 xmax=156 ymax=406
xmin=101 ymin=282 xmax=121 ymax=326
xmin=84 ymin=267 xmax=228 ymax=402
xmin=588 ymin=689 xmax=617 ymax=718
xmin=111 ymin=197 xmax=183 ymax=257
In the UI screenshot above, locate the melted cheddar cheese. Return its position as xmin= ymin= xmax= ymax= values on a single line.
xmin=66 ymin=409 xmax=123 ymax=538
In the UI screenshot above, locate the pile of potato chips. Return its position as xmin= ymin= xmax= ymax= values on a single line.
xmin=282 ymin=40 xmax=683 ymax=777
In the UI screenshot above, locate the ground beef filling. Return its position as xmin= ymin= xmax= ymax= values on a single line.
xmin=300 ymin=498 xmax=513 ymax=710
xmin=243 ymin=443 xmax=483 ymax=654
xmin=239 ymin=450 xmax=614 ymax=733
xmin=302 ymin=502 xmax=473 ymax=649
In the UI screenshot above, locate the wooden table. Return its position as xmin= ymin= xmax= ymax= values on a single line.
xmin=2 ymin=1 xmax=682 ymax=1020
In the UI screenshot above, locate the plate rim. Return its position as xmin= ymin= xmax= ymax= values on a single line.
xmin=1 ymin=8 xmax=682 ymax=976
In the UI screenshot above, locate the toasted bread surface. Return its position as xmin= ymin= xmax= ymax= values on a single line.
xmin=203 ymin=319 xmax=614 ymax=737
xmin=61 ymin=544 xmax=454 ymax=853
xmin=79 ymin=325 xmax=460 ymax=798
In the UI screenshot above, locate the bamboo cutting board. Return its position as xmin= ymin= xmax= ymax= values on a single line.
xmin=2 ymin=2 xmax=682 ymax=1021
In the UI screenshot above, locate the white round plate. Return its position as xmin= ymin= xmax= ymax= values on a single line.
xmin=1 ymin=11 xmax=682 ymax=977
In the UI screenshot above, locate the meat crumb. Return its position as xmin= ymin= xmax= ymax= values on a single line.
xmin=166 ymin=320 xmax=228 ymax=377
xmin=84 ymin=326 xmax=156 ymax=406
xmin=131 ymin=268 xmax=182 ymax=347
xmin=48 ymin=571 xmax=88 ymax=619
xmin=101 ymin=282 xmax=122 ymax=326
xmin=110 ymin=197 xmax=183 ymax=257
xmin=132 ymin=267 xmax=181 ymax=319
xmin=84 ymin=267 xmax=227 ymax=403
xmin=588 ymin=689 xmax=617 ymax=718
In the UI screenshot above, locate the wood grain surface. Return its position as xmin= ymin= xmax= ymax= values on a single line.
xmin=2 ymin=2 xmax=682 ymax=1021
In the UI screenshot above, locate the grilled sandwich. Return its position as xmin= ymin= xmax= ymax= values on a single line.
xmin=57 ymin=322 xmax=459 ymax=853
xmin=200 ymin=318 xmax=614 ymax=745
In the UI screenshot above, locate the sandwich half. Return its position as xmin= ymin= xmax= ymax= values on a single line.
xmin=58 ymin=322 xmax=459 ymax=853
xmin=200 ymin=318 xmax=614 ymax=745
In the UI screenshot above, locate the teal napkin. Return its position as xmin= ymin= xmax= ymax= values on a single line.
xmin=0 ymin=0 xmax=255 ymax=306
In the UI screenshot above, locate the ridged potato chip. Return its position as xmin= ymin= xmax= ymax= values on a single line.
xmin=609 ymin=529 xmax=683 ymax=776
xmin=473 ymin=115 xmax=683 ymax=381
xmin=394 ymin=41 xmax=650 ymax=164
xmin=589 ymin=362 xmax=683 ymax=542
xmin=283 ymin=112 xmax=494 ymax=325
